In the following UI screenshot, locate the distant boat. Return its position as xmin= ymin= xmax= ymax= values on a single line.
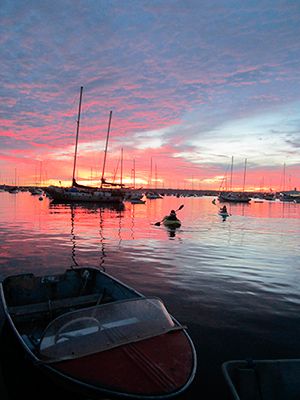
xmin=46 ymin=185 xmax=125 ymax=204
xmin=279 ymin=189 xmax=300 ymax=203
xmin=218 ymin=192 xmax=251 ymax=203
xmin=146 ymin=192 xmax=163 ymax=199
xmin=29 ymin=188 xmax=43 ymax=196
xmin=263 ymin=193 xmax=276 ymax=201
xmin=8 ymin=187 xmax=19 ymax=194
xmin=129 ymin=198 xmax=146 ymax=204
xmin=0 ymin=267 xmax=197 ymax=399
xmin=124 ymin=189 xmax=145 ymax=202
xmin=45 ymin=87 xmax=125 ymax=204
xmin=218 ymin=157 xmax=251 ymax=203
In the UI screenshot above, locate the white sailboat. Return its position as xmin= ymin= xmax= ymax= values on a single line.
xmin=46 ymin=87 xmax=125 ymax=204
xmin=146 ymin=161 xmax=162 ymax=199
xmin=218 ymin=157 xmax=251 ymax=203
xmin=125 ymin=159 xmax=145 ymax=203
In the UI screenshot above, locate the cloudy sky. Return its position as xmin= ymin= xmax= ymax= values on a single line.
xmin=1 ymin=0 xmax=300 ymax=191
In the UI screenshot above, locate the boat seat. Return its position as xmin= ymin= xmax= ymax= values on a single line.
xmin=8 ymin=293 xmax=103 ymax=317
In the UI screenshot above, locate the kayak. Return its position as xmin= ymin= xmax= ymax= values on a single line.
xmin=218 ymin=212 xmax=230 ymax=217
xmin=163 ymin=218 xmax=181 ymax=228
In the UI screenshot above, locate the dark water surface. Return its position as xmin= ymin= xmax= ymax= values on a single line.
xmin=0 ymin=192 xmax=300 ymax=399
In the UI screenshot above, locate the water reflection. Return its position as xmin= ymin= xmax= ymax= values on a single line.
xmin=70 ymin=205 xmax=78 ymax=267
xmin=49 ymin=201 xmax=125 ymax=271
xmin=0 ymin=192 xmax=300 ymax=399
xmin=166 ymin=226 xmax=177 ymax=238
xmin=49 ymin=200 xmax=125 ymax=212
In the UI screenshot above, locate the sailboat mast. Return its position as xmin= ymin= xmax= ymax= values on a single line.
xmin=133 ymin=159 xmax=136 ymax=189
xmin=242 ymin=158 xmax=247 ymax=192
xmin=149 ymin=157 xmax=153 ymax=188
xmin=120 ymin=147 xmax=123 ymax=186
xmin=72 ymin=86 xmax=83 ymax=186
xmin=230 ymin=156 xmax=234 ymax=191
xmin=101 ymin=110 xmax=112 ymax=188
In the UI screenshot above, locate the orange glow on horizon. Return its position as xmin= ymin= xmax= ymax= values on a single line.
xmin=1 ymin=154 xmax=298 ymax=192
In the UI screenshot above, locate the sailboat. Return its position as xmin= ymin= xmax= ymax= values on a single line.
xmin=146 ymin=161 xmax=162 ymax=199
xmin=46 ymin=87 xmax=125 ymax=204
xmin=218 ymin=157 xmax=251 ymax=203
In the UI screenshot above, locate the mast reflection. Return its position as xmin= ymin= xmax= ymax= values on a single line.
xmin=49 ymin=201 xmax=125 ymax=270
xmin=70 ymin=205 xmax=78 ymax=267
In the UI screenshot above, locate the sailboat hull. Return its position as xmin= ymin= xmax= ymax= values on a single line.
xmin=218 ymin=193 xmax=251 ymax=203
xmin=46 ymin=186 xmax=125 ymax=204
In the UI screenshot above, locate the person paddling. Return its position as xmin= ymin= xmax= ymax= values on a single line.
xmin=220 ymin=205 xmax=228 ymax=214
xmin=165 ymin=209 xmax=178 ymax=221
xmin=154 ymin=204 xmax=184 ymax=226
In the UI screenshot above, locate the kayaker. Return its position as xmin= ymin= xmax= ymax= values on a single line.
xmin=220 ymin=205 xmax=228 ymax=213
xmin=165 ymin=209 xmax=178 ymax=221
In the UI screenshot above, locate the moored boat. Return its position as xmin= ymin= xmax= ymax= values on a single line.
xmin=45 ymin=87 xmax=126 ymax=205
xmin=263 ymin=193 xmax=276 ymax=201
xmin=146 ymin=192 xmax=163 ymax=199
xmin=218 ymin=157 xmax=251 ymax=203
xmin=222 ymin=358 xmax=300 ymax=400
xmin=0 ymin=267 xmax=196 ymax=399
xmin=8 ymin=187 xmax=19 ymax=194
xmin=30 ymin=188 xmax=44 ymax=196
xmin=218 ymin=192 xmax=251 ymax=203
xmin=124 ymin=190 xmax=146 ymax=204
xmin=129 ymin=198 xmax=146 ymax=204
xmin=279 ymin=189 xmax=300 ymax=203
xmin=46 ymin=185 xmax=125 ymax=204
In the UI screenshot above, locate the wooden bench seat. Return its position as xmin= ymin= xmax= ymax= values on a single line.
xmin=8 ymin=293 xmax=102 ymax=317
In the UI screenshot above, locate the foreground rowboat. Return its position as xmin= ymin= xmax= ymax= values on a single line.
xmin=0 ymin=267 xmax=196 ymax=399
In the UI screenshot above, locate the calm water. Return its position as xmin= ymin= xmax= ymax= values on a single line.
xmin=1 ymin=191 xmax=300 ymax=399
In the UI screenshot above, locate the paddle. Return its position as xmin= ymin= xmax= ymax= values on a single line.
xmin=154 ymin=204 xmax=184 ymax=226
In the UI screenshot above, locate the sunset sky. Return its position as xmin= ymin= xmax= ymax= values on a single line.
xmin=1 ymin=0 xmax=300 ymax=191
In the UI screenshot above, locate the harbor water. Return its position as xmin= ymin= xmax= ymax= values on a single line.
xmin=0 ymin=191 xmax=300 ymax=399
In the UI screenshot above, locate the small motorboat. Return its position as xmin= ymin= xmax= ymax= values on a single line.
xmin=223 ymin=358 xmax=300 ymax=400
xmin=146 ymin=192 xmax=163 ymax=199
xmin=129 ymin=198 xmax=146 ymax=204
xmin=0 ymin=267 xmax=196 ymax=399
